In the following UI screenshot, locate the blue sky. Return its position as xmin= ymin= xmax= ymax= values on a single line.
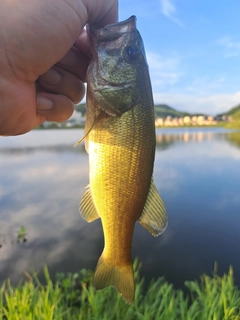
xmin=119 ymin=0 xmax=240 ymax=115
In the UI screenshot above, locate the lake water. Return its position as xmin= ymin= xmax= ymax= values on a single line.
xmin=0 ymin=128 xmax=240 ymax=288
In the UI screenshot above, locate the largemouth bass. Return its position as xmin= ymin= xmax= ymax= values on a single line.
xmin=78 ymin=16 xmax=168 ymax=304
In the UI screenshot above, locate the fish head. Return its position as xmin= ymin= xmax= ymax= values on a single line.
xmin=87 ymin=16 xmax=148 ymax=116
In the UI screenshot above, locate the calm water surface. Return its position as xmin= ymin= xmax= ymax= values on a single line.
xmin=0 ymin=128 xmax=240 ymax=287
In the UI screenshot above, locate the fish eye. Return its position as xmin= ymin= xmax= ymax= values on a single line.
xmin=125 ymin=45 xmax=141 ymax=61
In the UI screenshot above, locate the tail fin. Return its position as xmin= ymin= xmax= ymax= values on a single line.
xmin=93 ymin=254 xmax=135 ymax=304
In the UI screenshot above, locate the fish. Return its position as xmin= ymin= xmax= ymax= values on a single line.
xmin=77 ymin=16 xmax=168 ymax=304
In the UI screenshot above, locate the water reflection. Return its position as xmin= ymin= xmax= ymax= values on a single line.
xmin=0 ymin=144 xmax=86 ymax=155
xmin=225 ymin=131 xmax=240 ymax=149
xmin=156 ymin=130 xmax=215 ymax=146
xmin=156 ymin=128 xmax=240 ymax=150
xmin=0 ymin=128 xmax=240 ymax=289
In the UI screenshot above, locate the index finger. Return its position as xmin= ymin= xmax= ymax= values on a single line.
xmin=75 ymin=0 xmax=118 ymax=54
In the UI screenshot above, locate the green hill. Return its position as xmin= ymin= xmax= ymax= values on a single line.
xmin=224 ymin=104 xmax=240 ymax=120
xmin=154 ymin=104 xmax=191 ymax=118
xmin=75 ymin=102 xmax=240 ymax=123
xmin=75 ymin=103 xmax=193 ymax=119
xmin=217 ymin=103 xmax=240 ymax=129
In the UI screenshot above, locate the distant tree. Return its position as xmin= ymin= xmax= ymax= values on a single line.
xmin=75 ymin=103 xmax=86 ymax=116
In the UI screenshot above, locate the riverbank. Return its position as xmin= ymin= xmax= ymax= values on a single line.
xmin=1 ymin=261 xmax=239 ymax=319
xmin=155 ymin=121 xmax=240 ymax=130
xmin=35 ymin=121 xmax=240 ymax=131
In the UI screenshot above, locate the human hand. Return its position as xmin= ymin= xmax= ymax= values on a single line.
xmin=0 ymin=0 xmax=118 ymax=136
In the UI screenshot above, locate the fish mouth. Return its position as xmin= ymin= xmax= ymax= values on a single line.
xmin=103 ymin=15 xmax=137 ymax=30
xmin=88 ymin=16 xmax=137 ymax=44
xmin=94 ymin=83 xmax=134 ymax=93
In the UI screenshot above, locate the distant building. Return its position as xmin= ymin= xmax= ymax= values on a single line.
xmin=178 ymin=117 xmax=184 ymax=126
xmin=172 ymin=118 xmax=179 ymax=126
xmin=155 ymin=114 xmax=218 ymax=127
xmin=66 ymin=110 xmax=86 ymax=126
xmin=197 ymin=116 xmax=205 ymax=125
xmin=215 ymin=114 xmax=228 ymax=122
xmin=183 ymin=116 xmax=191 ymax=125
xmin=155 ymin=118 xmax=164 ymax=126
xmin=164 ymin=116 xmax=173 ymax=126
xmin=208 ymin=116 xmax=214 ymax=121
xmin=191 ymin=116 xmax=197 ymax=124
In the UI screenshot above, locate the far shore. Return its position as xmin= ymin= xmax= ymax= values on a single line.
xmin=35 ymin=122 xmax=240 ymax=130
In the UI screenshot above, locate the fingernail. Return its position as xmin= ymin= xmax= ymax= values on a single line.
xmin=40 ymin=68 xmax=61 ymax=85
xmin=37 ymin=96 xmax=53 ymax=111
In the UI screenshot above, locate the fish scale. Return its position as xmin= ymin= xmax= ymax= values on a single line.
xmin=78 ymin=16 xmax=168 ymax=304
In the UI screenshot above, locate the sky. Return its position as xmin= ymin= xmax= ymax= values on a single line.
xmin=119 ymin=0 xmax=240 ymax=115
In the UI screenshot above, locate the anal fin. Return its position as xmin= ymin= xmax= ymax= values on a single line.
xmin=138 ymin=178 xmax=168 ymax=236
xmin=79 ymin=186 xmax=99 ymax=222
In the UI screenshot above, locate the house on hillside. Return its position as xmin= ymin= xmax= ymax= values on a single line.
xmin=65 ymin=110 xmax=86 ymax=127
xmin=215 ymin=114 xmax=231 ymax=122
xmin=196 ymin=116 xmax=205 ymax=125
xmin=178 ymin=117 xmax=184 ymax=125
xmin=155 ymin=114 xmax=218 ymax=127
xmin=191 ymin=116 xmax=197 ymax=124
xmin=164 ymin=116 xmax=173 ymax=126
xmin=183 ymin=116 xmax=191 ymax=125
xmin=155 ymin=118 xmax=164 ymax=126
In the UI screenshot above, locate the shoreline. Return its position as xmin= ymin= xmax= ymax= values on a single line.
xmin=34 ymin=122 xmax=240 ymax=130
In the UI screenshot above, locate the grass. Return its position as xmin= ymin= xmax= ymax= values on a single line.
xmin=222 ymin=121 xmax=240 ymax=129
xmin=0 ymin=261 xmax=240 ymax=320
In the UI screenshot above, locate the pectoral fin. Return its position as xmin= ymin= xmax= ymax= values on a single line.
xmin=74 ymin=113 xmax=100 ymax=148
xmin=74 ymin=110 xmax=105 ymax=148
xmin=138 ymin=178 xmax=168 ymax=236
xmin=79 ymin=186 xmax=99 ymax=222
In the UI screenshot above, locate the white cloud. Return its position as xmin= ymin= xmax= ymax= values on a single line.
xmin=146 ymin=50 xmax=240 ymax=115
xmin=159 ymin=0 xmax=184 ymax=27
xmin=152 ymin=91 xmax=240 ymax=115
xmin=161 ymin=0 xmax=176 ymax=16
xmin=185 ymin=76 xmax=229 ymax=94
xmin=146 ymin=51 xmax=182 ymax=90
xmin=216 ymin=36 xmax=240 ymax=58
xmin=119 ymin=1 xmax=159 ymax=19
